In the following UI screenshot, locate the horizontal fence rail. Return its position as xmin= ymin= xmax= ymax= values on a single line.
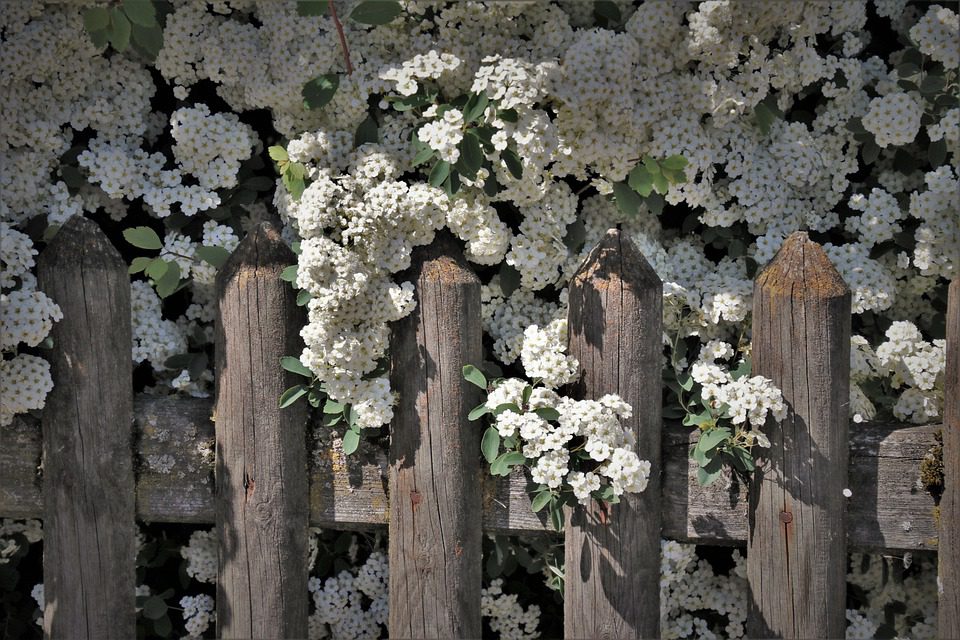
xmin=1 ymin=400 xmax=941 ymax=551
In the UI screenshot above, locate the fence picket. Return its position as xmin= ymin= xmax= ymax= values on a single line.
xmin=747 ymin=231 xmax=851 ymax=638
xmin=388 ymin=233 xmax=483 ymax=638
xmin=214 ymin=223 xmax=309 ymax=638
xmin=941 ymin=278 xmax=959 ymax=638
xmin=36 ymin=216 xmax=135 ymax=639
xmin=564 ymin=229 xmax=664 ymax=639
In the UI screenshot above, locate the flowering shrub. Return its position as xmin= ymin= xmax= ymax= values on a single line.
xmin=1 ymin=0 xmax=957 ymax=637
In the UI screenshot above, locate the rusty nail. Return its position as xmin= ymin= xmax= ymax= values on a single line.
xmin=779 ymin=511 xmax=793 ymax=523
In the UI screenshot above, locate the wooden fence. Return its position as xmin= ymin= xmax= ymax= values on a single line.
xmin=0 ymin=216 xmax=956 ymax=639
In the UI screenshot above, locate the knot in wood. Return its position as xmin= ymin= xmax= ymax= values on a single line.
xmin=779 ymin=510 xmax=793 ymax=524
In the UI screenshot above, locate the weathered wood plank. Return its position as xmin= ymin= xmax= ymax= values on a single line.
xmin=214 ymin=223 xmax=309 ymax=639
xmin=747 ymin=232 xmax=851 ymax=639
xmin=564 ymin=229 xmax=663 ymax=639
xmin=36 ymin=216 xmax=135 ymax=639
xmin=1 ymin=400 xmax=940 ymax=550
xmin=941 ymin=278 xmax=959 ymax=638
xmin=387 ymin=234 xmax=483 ymax=639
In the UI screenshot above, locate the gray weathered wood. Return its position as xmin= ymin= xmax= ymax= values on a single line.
xmin=36 ymin=216 xmax=135 ymax=639
xmin=565 ymin=228 xmax=663 ymax=639
xmin=388 ymin=233 xmax=483 ymax=639
xmin=214 ymin=223 xmax=309 ymax=639
xmin=0 ymin=398 xmax=939 ymax=550
xmin=941 ymin=279 xmax=959 ymax=638
xmin=747 ymin=231 xmax=852 ymax=639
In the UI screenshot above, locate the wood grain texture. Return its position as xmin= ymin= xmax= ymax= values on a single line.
xmin=747 ymin=232 xmax=852 ymax=639
xmin=941 ymin=279 xmax=958 ymax=639
xmin=214 ymin=223 xmax=309 ymax=639
xmin=0 ymin=400 xmax=939 ymax=550
xmin=36 ymin=217 xmax=135 ymax=639
xmin=564 ymin=229 xmax=663 ymax=639
xmin=387 ymin=234 xmax=483 ymax=639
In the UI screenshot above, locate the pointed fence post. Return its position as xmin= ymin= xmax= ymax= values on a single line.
xmin=388 ymin=233 xmax=483 ymax=639
xmin=564 ymin=229 xmax=663 ymax=639
xmin=941 ymin=278 xmax=959 ymax=636
xmin=747 ymin=232 xmax=851 ymax=638
xmin=36 ymin=216 xmax=135 ymax=639
xmin=214 ymin=223 xmax=309 ymax=638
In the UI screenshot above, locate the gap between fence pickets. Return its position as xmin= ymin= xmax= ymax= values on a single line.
xmin=0 ymin=399 xmax=940 ymax=552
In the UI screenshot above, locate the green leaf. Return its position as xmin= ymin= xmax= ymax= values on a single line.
xmin=279 ymin=385 xmax=308 ymax=408
xmin=155 ymin=261 xmax=181 ymax=298
xmin=861 ymin=139 xmax=881 ymax=165
xmin=594 ymin=0 xmax=621 ymax=26
xmin=494 ymin=403 xmax=521 ymax=416
xmin=730 ymin=357 xmax=751 ymax=380
xmin=642 ymin=155 xmax=661 ymax=176
xmin=109 ymin=8 xmax=132 ymax=51
xmin=144 ymin=258 xmax=169 ymax=281
xmin=296 ymin=289 xmax=312 ymax=306
xmin=129 ymin=256 xmax=153 ymax=274
xmin=531 ymin=490 xmax=552 ymax=513
xmin=462 ymin=364 xmax=487 ymax=389
xmin=481 ymin=426 xmax=501 ymax=463
xmin=131 ymin=23 xmax=162 ymax=59
xmin=297 ymin=0 xmax=329 ymax=16
xmin=342 ymin=428 xmax=361 ymax=454
xmin=661 ymin=155 xmax=688 ymax=172
xmin=549 ymin=501 xmax=564 ymax=531
xmin=498 ymin=263 xmax=521 ymax=296
xmin=920 ymin=73 xmax=946 ymax=95
xmin=323 ymin=399 xmax=344 ymax=414
xmin=268 ymin=146 xmax=289 ymax=162
xmin=697 ymin=464 xmax=723 ymax=486
xmin=458 ymin=132 xmax=483 ymax=179
xmin=413 ymin=144 xmax=435 ymax=167
xmin=490 ymin=451 xmax=526 ymax=476
xmin=463 ymin=92 xmax=489 ymax=124
xmin=355 ymin=115 xmax=379 ymax=147
xmin=679 ymin=375 xmax=694 ymax=391
xmin=83 ymin=7 xmax=111 ymax=31
xmin=498 ymin=108 xmax=519 ymax=123
xmin=282 ymin=172 xmax=306 ymax=201
xmin=469 ymin=403 xmax=491 ymax=421
xmin=522 ymin=384 xmax=532 ymax=407
xmin=563 ymin=219 xmax=586 ymax=252
xmin=627 ymin=166 xmax=654 ymax=196
xmin=350 ymin=0 xmax=402 ymax=24
xmin=652 ymin=173 xmax=669 ymax=195
xmin=321 ymin=412 xmax=341 ymax=426
xmin=429 ymin=159 xmax=450 ymax=187
xmin=444 ymin=169 xmax=461 ymax=197
xmin=281 ymin=356 xmax=313 ymax=378
xmin=929 ymin=138 xmax=947 ymax=167
xmin=698 ymin=427 xmax=731 ymax=452
xmin=533 ymin=407 xmax=560 ymax=421
xmin=645 ymin=192 xmax=665 ymax=216
xmin=88 ymin=28 xmax=109 ymax=49
xmin=124 ymin=226 xmax=162 ymax=250
xmin=196 ymin=245 xmax=230 ymax=268
xmin=753 ymin=101 xmax=779 ymax=136
xmin=142 ymin=596 xmax=167 ymax=620
xmin=612 ymin=181 xmax=642 ymax=216
xmin=690 ymin=442 xmax=711 ymax=467
xmin=123 ymin=0 xmax=156 ymax=27
xmin=502 ymin=148 xmax=523 ymax=179
xmin=302 ymin=74 xmax=340 ymax=110
xmin=280 ymin=265 xmax=298 ymax=282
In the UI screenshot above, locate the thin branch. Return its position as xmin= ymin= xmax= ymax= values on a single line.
xmin=329 ymin=0 xmax=353 ymax=75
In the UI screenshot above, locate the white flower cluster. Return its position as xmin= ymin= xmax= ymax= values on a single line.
xmin=380 ymin=50 xmax=461 ymax=97
xmin=131 ymin=281 xmax=187 ymax=370
xmin=481 ymin=579 xmax=540 ymax=640
xmin=862 ymin=92 xmax=923 ymax=148
xmin=0 ymin=355 xmax=54 ymax=426
xmin=0 ymin=518 xmax=42 ymax=565
xmin=418 ymin=108 xmax=465 ymax=164
xmin=910 ymin=4 xmax=959 ymax=69
xmin=487 ymin=377 xmax=650 ymax=504
xmin=876 ymin=321 xmax=946 ymax=423
xmin=519 ymin=320 xmax=578 ymax=389
xmin=170 ymin=104 xmax=254 ymax=191
xmin=180 ymin=593 xmax=215 ymax=638
xmin=307 ymin=551 xmax=388 ymax=640
xmin=181 ymin=529 xmax=218 ymax=585
xmin=691 ymin=340 xmax=786 ymax=439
